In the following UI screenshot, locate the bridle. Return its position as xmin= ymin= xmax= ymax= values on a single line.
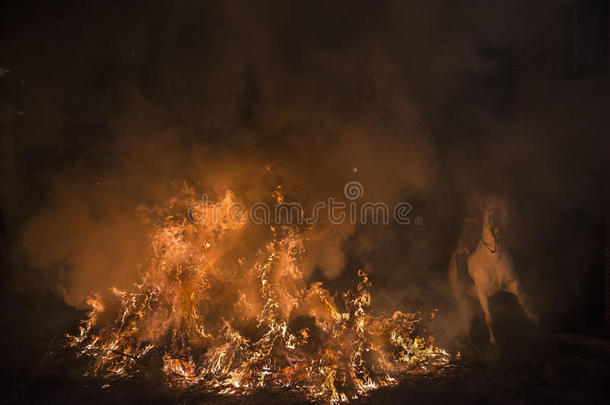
xmin=481 ymin=207 xmax=506 ymax=254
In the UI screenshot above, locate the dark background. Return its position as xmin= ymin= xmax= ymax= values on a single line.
xmin=0 ymin=0 xmax=609 ymax=403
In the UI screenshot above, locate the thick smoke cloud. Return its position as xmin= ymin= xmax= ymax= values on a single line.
xmin=18 ymin=1 xmax=441 ymax=307
xmin=6 ymin=0 xmax=605 ymax=341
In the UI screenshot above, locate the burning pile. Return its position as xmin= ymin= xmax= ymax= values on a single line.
xmin=67 ymin=187 xmax=449 ymax=402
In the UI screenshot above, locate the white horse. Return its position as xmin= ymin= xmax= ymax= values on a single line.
xmin=449 ymin=196 xmax=538 ymax=343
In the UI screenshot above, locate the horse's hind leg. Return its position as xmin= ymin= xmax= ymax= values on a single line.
xmin=506 ymin=282 xmax=538 ymax=324
xmin=476 ymin=289 xmax=496 ymax=344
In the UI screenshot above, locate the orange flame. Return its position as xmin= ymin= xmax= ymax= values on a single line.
xmin=67 ymin=189 xmax=449 ymax=402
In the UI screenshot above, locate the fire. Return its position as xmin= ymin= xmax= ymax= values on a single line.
xmin=67 ymin=187 xmax=449 ymax=402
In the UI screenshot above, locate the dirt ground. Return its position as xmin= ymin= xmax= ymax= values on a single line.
xmin=1 ymin=292 xmax=609 ymax=405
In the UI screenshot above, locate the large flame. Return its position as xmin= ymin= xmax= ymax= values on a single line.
xmin=67 ymin=187 xmax=449 ymax=402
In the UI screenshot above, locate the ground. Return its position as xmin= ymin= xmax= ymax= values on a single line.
xmin=1 ymin=292 xmax=609 ymax=404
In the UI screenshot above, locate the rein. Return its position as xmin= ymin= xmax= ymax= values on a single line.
xmin=481 ymin=213 xmax=506 ymax=254
xmin=482 ymin=234 xmax=499 ymax=253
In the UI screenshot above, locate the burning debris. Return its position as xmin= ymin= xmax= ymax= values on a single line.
xmin=67 ymin=188 xmax=449 ymax=402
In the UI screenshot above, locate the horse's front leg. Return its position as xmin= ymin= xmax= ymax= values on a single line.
xmin=506 ymin=282 xmax=539 ymax=325
xmin=476 ymin=288 xmax=496 ymax=344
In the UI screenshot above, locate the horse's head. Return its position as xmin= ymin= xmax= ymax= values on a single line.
xmin=484 ymin=195 xmax=509 ymax=246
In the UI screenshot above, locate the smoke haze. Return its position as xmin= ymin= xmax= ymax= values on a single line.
xmin=1 ymin=0 xmax=605 ymax=341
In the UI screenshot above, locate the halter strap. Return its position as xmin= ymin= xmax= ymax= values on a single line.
xmin=481 ymin=218 xmax=504 ymax=254
xmin=482 ymin=237 xmax=498 ymax=253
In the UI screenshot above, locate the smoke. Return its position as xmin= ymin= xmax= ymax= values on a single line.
xmin=17 ymin=1 xmax=441 ymax=308
xmin=8 ymin=0 xmax=605 ymax=342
